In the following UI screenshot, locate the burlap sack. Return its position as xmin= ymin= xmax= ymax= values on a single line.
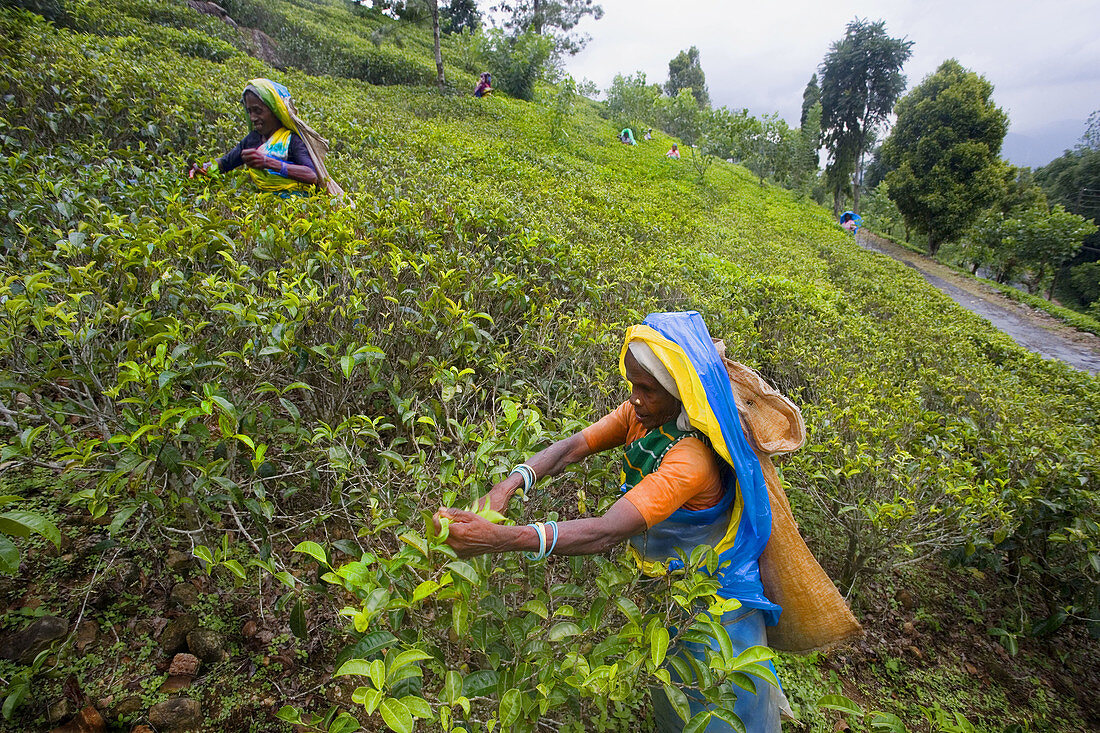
xmin=714 ymin=344 xmax=863 ymax=653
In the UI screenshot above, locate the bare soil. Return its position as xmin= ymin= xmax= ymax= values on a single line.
xmin=856 ymin=231 xmax=1100 ymax=375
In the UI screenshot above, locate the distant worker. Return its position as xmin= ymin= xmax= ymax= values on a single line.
xmin=189 ymin=78 xmax=343 ymax=197
xmin=620 ymin=128 xmax=637 ymax=145
xmin=666 ymin=143 xmax=680 ymax=160
xmin=474 ymin=72 xmax=493 ymax=98
xmin=643 ymin=128 xmax=652 ymax=141
xmin=839 ymin=211 xmax=862 ymax=234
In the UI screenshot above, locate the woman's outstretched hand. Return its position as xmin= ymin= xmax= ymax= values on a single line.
xmin=471 ymin=475 xmax=521 ymax=515
xmin=188 ymin=161 xmax=214 ymax=178
xmin=434 ymin=507 xmax=506 ymax=558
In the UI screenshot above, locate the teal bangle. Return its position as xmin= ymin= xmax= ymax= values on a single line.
xmin=545 ymin=521 xmax=559 ymax=557
xmin=510 ymin=463 xmax=535 ymax=501
xmin=523 ymin=522 xmax=546 ymax=561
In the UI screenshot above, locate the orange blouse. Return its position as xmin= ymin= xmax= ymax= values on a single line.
xmin=581 ymin=401 xmax=724 ymax=528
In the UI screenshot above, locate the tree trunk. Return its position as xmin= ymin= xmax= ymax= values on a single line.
xmin=532 ymin=0 xmax=543 ymax=35
xmin=430 ymin=0 xmax=444 ymax=90
xmin=852 ymin=145 xmax=863 ymax=214
xmin=1047 ymin=267 xmax=1059 ymax=300
xmin=928 ymin=235 xmax=941 ymax=257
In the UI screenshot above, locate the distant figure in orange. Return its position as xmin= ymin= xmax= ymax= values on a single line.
xmin=666 ymin=143 xmax=680 ymax=160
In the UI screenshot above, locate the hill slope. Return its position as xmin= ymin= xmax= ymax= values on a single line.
xmin=0 ymin=2 xmax=1098 ymax=731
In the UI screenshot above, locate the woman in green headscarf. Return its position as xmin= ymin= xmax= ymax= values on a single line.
xmin=189 ymin=78 xmax=344 ymax=197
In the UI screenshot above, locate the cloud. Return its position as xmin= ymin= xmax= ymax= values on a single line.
xmin=560 ymin=0 xmax=1100 ymax=131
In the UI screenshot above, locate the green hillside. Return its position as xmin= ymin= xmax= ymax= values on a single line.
xmin=0 ymin=1 xmax=1098 ymax=731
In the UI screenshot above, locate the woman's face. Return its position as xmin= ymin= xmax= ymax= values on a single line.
xmin=244 ymin=91 xmax=279 ymax=137
xmin=624 ymin=350 xmax=681 ymax=430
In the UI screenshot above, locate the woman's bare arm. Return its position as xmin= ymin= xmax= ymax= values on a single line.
xmin=478 ymin=432 xmax=594 ymax=512
xmin=241 ymin=148 xmax=319 ymax=185
xmin=439 ymin=496 xmax=646 ymax=558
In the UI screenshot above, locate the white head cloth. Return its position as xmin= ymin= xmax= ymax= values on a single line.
xmin=627 ymin=341 xmax=692 ymax=431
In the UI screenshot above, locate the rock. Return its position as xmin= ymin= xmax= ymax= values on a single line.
xmin=896 ymin=588 xmax=917 ymax=611
xmin=907 ymin=645 xmax=924 ymax=661
xmin=964 ymin=662 xmax=979 ymax=676
xmin=159 ymin=615 xmax=198 ymax=654
xmin=111 ymin=695 xmax=143 ymax=719
xmin=241 ymin=619 xmax=258 ymax=638
xmin=901 ymin=621 xmax=915 ymax=637
xmin=74 ymin=620 xmax=98 ymax=652
xmin=165 ymin=549 xmax=193 ymax=573
xmin=169 ymin=653 xmax=200 ymax=677
xmin=131 ymin=727 xmax=155 ymax=733
xmin=0 ymin=615 xmax=69 ymax=663
xmin=186 ymin=628 xmax=226 ymax=664
xmin=48 ymin=697 xmax=76 ymax=723
xmin=169 ymin=582 xmax=200 ymax=608
xmin=148 ymin=698 xmax=202 ymax=732
xmin=160 ymin=675 xmax=193 ymax=692
xmin=246 ymin=28 xmax=283 ymax=68
xmin=186 ymin=0 xmax=237 ymax=26
xmin=49 ymin=705 xmax=105 ymax=733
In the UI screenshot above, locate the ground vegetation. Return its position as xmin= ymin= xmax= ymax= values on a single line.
xmin=0 ymin=2 xmax=1097 ymax=732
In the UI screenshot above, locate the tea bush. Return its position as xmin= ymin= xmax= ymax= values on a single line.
xmin=1 ymin=4 xmax=1098 ymax=730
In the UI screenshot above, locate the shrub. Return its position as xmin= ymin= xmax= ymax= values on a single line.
xmin=472 ymin=29 xmax=554 ymax=101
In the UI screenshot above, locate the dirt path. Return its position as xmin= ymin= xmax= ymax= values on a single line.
xmin=855 ymin=231 xmax=1100 ymax=375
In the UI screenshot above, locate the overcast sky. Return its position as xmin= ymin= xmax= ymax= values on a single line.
xmin=558 ymin=0 xmax=1100 ymax=136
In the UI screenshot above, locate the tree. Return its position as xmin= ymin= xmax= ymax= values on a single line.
xmin=995 ymin=164 xmax=1047 ymax=215
xmin=744 ymin=114 xmax=798 ymax=186
xmin=604 ymin=71 xmax=662 ymax=133
xmin=492 ymin=0 xmax=603 ymax=56
xmin=1081 ymin=108 xmax=1100 ymax=151
xmin=656 ymin=88 xmax=704 ymax=146
xmin=800 ymin=74 xmax=820 ymax=129
xmin=665 ymin=46 xmax=709 ymax=109
xmin=473 ymin=29 xmax=555 ymax=101
xmin=441 ymin=0 xmax=481 ymax=33
xmin=962 ymin=210 xmax=1013 ymax=278
xmin=1007 ymin=205 xmax=1097 ymax=297
xmin=882 ymin=59 xmax=1008 ymax=256
xmin=796 ymin=101 xmax=822 ymax=189
xmin=702 ymin=106 xmax=759 ymax=163
xmin=819 ymin=18 xmax=913 ymax=215
xmin=428 ymin=0 xmax=445 ymax=89
xmin=1035 ymin=141 xmax=1100 ymax=306
xmin=861 ymin=182 xmax=905 ymax=239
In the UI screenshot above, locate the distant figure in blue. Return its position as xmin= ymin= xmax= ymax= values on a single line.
xmin=839 ymin=211 xmax=862 ymax=234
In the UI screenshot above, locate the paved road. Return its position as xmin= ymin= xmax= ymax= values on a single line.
xmin=856 ymin=232 xmax=1100 ymax=375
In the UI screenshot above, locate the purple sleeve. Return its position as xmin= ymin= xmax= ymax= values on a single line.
xmin=218 ymin=139 xmax=246 ymax=173
xmin=218 ymin=131 xmax=264 ymax=173
xmin=288 ymin=133 xmax=316 ymax=171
